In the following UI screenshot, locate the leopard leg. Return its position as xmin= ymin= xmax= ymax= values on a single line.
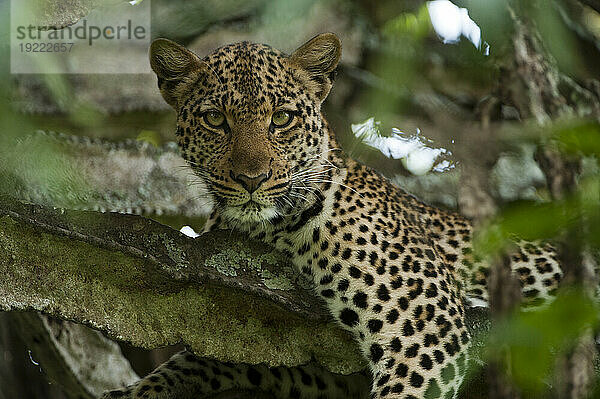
xmin=100 ymin=350 xmax=370 ymax=399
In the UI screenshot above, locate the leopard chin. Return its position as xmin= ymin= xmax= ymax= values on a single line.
xmin=221 ymin=201 xmax=280 ymax=226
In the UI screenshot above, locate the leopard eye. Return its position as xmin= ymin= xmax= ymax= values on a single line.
xmin=203 ymin=110 xmax=225 ymax=127
xmin=271 ymin=111 xmax=293 ymax=127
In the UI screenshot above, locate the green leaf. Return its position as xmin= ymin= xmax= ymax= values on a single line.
xmin=498 ymin=200 xmax=578 ymax=241
xmin=554 ymin=121 xmax=600 ymax=156
xmin=474 ymin=175 xmax=599 ymax=258
xmin=488 ymin=290 xmax=599 ymax=391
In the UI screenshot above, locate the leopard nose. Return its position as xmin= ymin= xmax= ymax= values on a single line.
xmin=230 ymin=170 xmax=271 ymax=194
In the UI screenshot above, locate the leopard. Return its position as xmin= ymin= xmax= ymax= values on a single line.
xmin=101 ymin=33 xmax=563 ymax=399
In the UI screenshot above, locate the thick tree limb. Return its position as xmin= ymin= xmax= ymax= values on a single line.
xmin=0 ymin=196 xmax=365 ymax=374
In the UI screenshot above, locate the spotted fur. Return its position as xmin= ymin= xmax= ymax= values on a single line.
xmin=101 ymin=33 xmax=563 ymax=399
xmin=101 ymin=354 xmax=369 ymax=399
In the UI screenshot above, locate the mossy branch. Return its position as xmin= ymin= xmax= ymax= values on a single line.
xmin=0 ymin=195 xmax=364 ymax=374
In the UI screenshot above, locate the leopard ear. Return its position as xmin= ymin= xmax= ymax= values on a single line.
xmin=149 ymin=38 xmax=208 ymax=108
xmin=289 ymin=33 xmax=342 ymax=102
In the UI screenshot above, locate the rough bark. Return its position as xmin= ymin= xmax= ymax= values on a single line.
xmin=0 ymin=192 xmax=497 ymax=397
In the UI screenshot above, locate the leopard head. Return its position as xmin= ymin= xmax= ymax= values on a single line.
xmin=149 ymin=33 xmax=341 ymax=225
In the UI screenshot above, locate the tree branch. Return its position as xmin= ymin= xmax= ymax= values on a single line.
xmin=0 ymin=195 xmax=365 ymax=375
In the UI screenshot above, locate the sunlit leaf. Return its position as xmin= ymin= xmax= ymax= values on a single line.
xmin=472 ymin=224 xmax=506 ymax=259
xmin=383 ymin=5 xmax=431 ymax=39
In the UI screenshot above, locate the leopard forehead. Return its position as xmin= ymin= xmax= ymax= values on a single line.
xmin=187 ymin=42 xmax=313 ymax=121
xmin=205 ymin=42 xmax=289 ymax=90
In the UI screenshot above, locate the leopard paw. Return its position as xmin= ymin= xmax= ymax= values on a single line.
xmin=100 ymin=384 xmax=170 ymax=399
xmin=99 ymin=387 xmax=133 ymax=399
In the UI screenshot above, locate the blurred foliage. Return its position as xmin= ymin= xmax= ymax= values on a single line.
xmin=382 ymin=5 xmax=431 ymax=40
xmin=355 ymin=2 xmax=498 ymax=132
xmin=554 ymin=120 xmax=600 ymax=157
xmin=37 ymin=74 xmax=105 ymax=127
xmin=454 ymin=0 xmax=513 ymax=53
xmin=457 ymin=0 xmax=591 ymax=78
xmin=152 ymin=0 xmax=268 ymax=41
xmin=472 ymin=119 xmax=600 ymax=394
xmin=475 ymin=120 xmax=600 ymax=257
xmin=256 ymin=0 xmax=321 ymax=36
xmin=0 ymin=0 xmax=111 ymax=209
xmin=475 ymin=176 xmax=599 ymax=255
xmin=0 ymin=133 xmax=93 ymax=208
xmin=501 ymin=120 xmax=600 ymax=160
xmin=0 ymin=83 xmax=95 ymax=209
xmin=488 ymin=289 xmax=599 ymax=393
